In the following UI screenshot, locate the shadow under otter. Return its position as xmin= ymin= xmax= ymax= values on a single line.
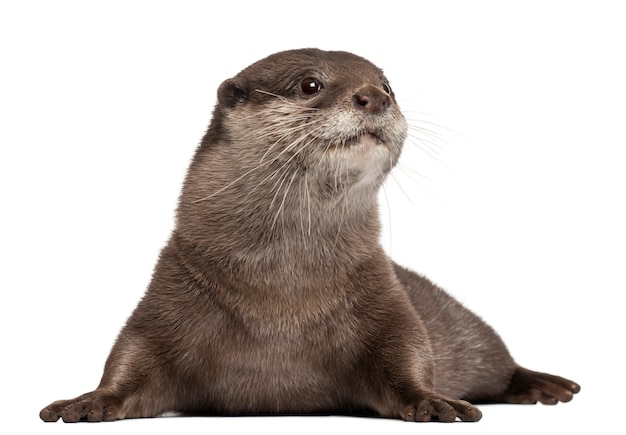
xmin=40 ymin=48 xmax=579 ymax=423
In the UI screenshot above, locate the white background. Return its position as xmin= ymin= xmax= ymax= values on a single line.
xmin=1 ymin=1 xmax=624 ymax=434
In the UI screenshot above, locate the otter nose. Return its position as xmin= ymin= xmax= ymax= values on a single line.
xmin=352 ymin=85 xmax=391 ymax=114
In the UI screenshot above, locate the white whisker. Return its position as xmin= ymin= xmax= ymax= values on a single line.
xmin=304 ymin=170 xmax=311 ymax=237
xmin=387 ymin=171 xmax=414 ymax=206
xmin=380 ymin=182 xmax=392 ymax=254
xmin=192 ymin=161 xmax=273 ymax=203
xmin=271 ymin=169 xmax=299 ymax=230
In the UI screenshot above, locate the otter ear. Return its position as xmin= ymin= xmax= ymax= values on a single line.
xmin=217 ymin=77 xmax=249 ymax=108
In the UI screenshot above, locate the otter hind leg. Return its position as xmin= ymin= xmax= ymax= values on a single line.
xmin=499 ymin=366 xmax=580 ymax=405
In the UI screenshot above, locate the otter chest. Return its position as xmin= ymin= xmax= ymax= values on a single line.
xmin=205 ymin=311 xmax=362 ymax=413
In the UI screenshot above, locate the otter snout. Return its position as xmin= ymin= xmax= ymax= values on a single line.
xmin=352 ymin=85 xmax=391 ymax=114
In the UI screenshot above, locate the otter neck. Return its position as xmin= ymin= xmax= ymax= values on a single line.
xmin=177 ymin=168 xmax=384 ymax=276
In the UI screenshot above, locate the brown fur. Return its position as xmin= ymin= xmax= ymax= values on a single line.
xmin=40 ymin=48 xmax=579 ymax=423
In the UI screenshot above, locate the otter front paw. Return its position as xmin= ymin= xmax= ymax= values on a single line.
xmin=40 ymin=391 xmax=122 ymax=423
xmin=401 ymin=397 xmax=482 ymax=422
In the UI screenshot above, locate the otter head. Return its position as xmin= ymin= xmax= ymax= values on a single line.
xmin=180 ymin=49 xmax=407 ymax=255
xmin=209 ymin=48 xmax=407 ymax=196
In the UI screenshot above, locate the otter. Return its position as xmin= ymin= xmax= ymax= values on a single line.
xmin=40 ymin=48 xmax=579 ymax=423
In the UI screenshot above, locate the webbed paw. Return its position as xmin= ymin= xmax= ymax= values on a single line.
xmin=401 ymin=396 xmax=482 ymax=422
xmin=503 ymin=367 xmax=580 ymax=405
xmin=40 ymin=390 xmax=122 ymax=423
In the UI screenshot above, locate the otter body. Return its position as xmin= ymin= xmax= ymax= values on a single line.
xmin=40 ymin=48 xmax=579 ymax=423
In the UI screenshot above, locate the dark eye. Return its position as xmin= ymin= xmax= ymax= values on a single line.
xmin=382 ymin=82 xmax=392 ymax=95
xmin=300 ymin=77 xmax=324 ymax=95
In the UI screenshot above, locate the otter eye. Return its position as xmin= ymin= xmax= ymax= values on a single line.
xmin=300 ymin=77 xmax=324 ymax=95
xmin=382 ymin=82 xmax=392 ymax=95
